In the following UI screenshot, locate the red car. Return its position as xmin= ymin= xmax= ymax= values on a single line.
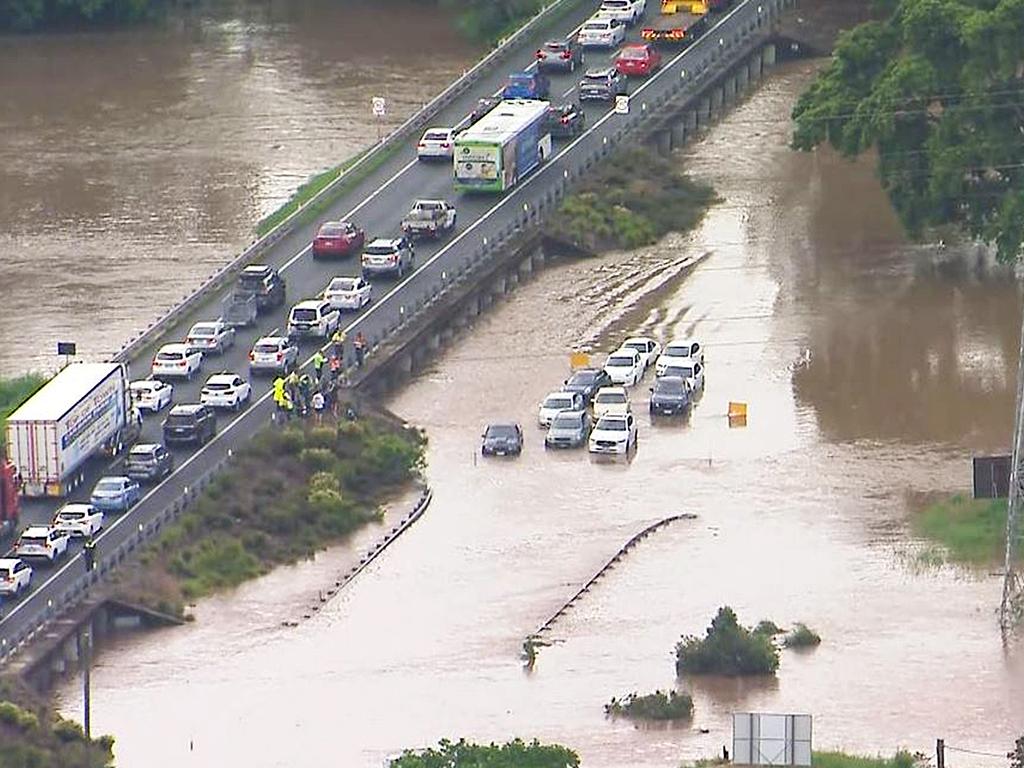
xmin=312 ymin=221 xmax=365 ymax=260
xmin=615 ymin=43 xmax=662 ymax=77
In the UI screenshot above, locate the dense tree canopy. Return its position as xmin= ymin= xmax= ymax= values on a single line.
xmin=439 ymin=0 xmax=546 ymax=42
xmin=390 ymin=738 xmax=580 ymax=768
xmin=0 ymin=0 xmax=155 ymax=31
xmin=791 ymin=0 xmax=1024 ymax=262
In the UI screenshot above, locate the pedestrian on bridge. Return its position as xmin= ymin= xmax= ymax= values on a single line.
xmin=331 ymin=328 xmax=347 ymax=361
xmin=312 ymin=350 xmax=327 ymax=381
xmin=353 ymin=332 xmax=367 ymax=368
xmin=83 ymin=536 xmax=96 ymax=574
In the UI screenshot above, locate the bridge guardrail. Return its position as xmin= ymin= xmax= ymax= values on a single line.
xmin=111 ymin=0 xmax=588 ymax=369
xmin=344 ymin=0 xmax=790 ymax=363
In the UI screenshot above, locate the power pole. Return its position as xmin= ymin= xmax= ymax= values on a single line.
xmin=937 ymin=739 xmax=945 ymax=768
xmin=1000 ymin=307 xmax=1024 ymax=634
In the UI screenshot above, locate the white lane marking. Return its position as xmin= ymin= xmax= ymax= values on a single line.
xmin=562 ymin=86 xmax=576 ymax=97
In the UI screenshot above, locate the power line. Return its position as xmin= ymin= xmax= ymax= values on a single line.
xmin=944 ymin=744 xmax=1008 ymax=760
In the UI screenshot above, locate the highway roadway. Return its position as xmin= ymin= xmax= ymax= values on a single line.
xmin=0 ymin=0 xmax=759 ymax=648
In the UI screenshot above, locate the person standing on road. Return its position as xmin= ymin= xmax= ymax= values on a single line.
xmin=331 ymin=328 xmax=347 ymax=361
xmin=353 ymin=332 xmax=367 ymax=368
xmin=311 ymin=390 xmax=325 ymax=425
xmin=83 ymin=536 xmax=96 ymax=574
xmin=312 ymin=350 xmax=327 ymax=381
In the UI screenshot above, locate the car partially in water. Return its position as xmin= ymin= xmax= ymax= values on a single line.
xmin=545 ymin=410 xmax=592 ymax=449
xmin=481 ymin=423 xmax=524 ymax=457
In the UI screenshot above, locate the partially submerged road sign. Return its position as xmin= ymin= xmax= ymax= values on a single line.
xmin=614 ymin=95 xmax=630 ymax=114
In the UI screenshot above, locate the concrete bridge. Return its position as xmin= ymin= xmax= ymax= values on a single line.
xmin=1 ymin=0 xmax=800 ymax=675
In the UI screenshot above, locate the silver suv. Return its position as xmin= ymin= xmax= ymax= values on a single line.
xmin=361 ymin=237 xmax=415 ymax=279
xmin=249 ymin=335 xmax=299 ymax=376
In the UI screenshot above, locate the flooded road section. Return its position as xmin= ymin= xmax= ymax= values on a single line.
xmin=57 ymin=62 xmax=1024 ymax=767
xmin=0 ymin=0 xmax=474 ymax=376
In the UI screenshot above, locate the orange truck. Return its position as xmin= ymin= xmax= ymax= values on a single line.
xmin=0 ymin=456 xmax=19 ymax=541
xmin=641 ymin=0 xmax=730 ymax=45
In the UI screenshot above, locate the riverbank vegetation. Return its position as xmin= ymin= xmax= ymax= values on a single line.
xmin=784 ymin=622 xmax=822 ymax=648
xmin=546 ymin=149 xmax=718 ymax=254
xmin=0 ymin=678 xmax=113 ymax=767
xmin=0 ymin=374 xmax=46 ymax=447
xmin=605 ymin=690 xmax=694 ymax=721
xmin=791 ymin=0 xmax=1024 ymax=262
xmin=812 ymin=751 xmax=917 ymax=768
xmin=676 ymin=606 xmax=780 ymax=676
xmin=913 ymin=495 xmax=1011 ymax=567
xmin=115 ymin=410 xmax=424 ymax=615
xmin=389 ymin=738 xmax=580 ymax=767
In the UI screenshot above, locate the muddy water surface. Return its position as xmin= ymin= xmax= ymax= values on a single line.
xmin=0 ymin=0 xmax=474 ymax=375
xmin=57 ymin=62 xmax=1024 ymax=767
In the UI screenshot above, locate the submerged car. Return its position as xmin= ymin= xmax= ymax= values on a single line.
xmin=649 ymin=376 xmax=693 ymax=416
xmin=538 ymin=391 xmax=585 ymax=427
xmin=588 ymin=413 xmax=638 ymax=455
xmin=562 ymin=368 xmax=614 ymax=404
xmin=545 ymin=410 xmax=592 ymax=449
xmin=481 ymin=423 xmax=524 ymax=456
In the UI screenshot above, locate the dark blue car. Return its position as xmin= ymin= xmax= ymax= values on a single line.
xmin=502 ymin=71 xmax=550 ymax=100
xmin=649 ymin=376 xmax=693 ymax=417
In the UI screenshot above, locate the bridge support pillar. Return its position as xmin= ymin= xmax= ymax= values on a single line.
xmin=656 ymin=130 xmax=672 ymax=157
xmin=398 ymin=354 xmax=413 ymax=377
xmin=492 ymin=274 xmax=507 ymax=295
xmin=427 ymin=333 xmax=440 ymax=352
xmin=710 ymin=87 xmax=724 ymax=118
xmin=737 ymin=63 xmax=749 ymax=93
xmin=698 ymin=97 xmax=711 ymax=127
xmin=671 ymin=122 xmax=686 ymax=148
xmin=518 ymin=255 xmax=533 ymax=279
xmin=685 ymin=109 xmax=698 ymax=135
xmin=764 ymin=43 xmax=777 ymax=69
xmin=724 ymin=76 xmax=736 ymax=106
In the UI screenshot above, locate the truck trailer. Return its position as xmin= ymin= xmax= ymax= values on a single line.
xmin=641 ymin=0 xmax=711 ymax=45
xmin=453 ymin=99 xmax=552 ymax=194
xmin=5 ymin=362 xmax=138 ymax=498
xmin=0 ymin=456 xmax=19 ymax=540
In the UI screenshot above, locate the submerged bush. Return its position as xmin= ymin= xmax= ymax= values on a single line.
xmin=676 ymin=606 xmax=779 ymax=676
xmin=605 ymin=690 xmax=694 ymax=721
xmin=784 ymin=623 xmax=821 ymax=648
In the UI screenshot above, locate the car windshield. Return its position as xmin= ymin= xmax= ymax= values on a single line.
xmin=238 ymin=273 xmax=267 ymax=289
xmin=20 ymin=536 xmax=46 ymax=546
xmin=583 ymin=21 xmax=609 ymax=31
xmin=624 ymin=341 xmax=647 ymax=352
xmin=319 ymin=224 xmax=346 ymax=236
xmin=165 ymin=414 xmax=195 ymax=427
xmin=603 ymin=0 xmax=628 ymax=6
xmin=509 ymin=75 xmax=532 ymax=84
xmin=189 ymin=325 xmax=216 ymax=337
xmin=666 ymin=367 xmax=694 ymax=379
xmin=96 ymin=480 xmax=123 ymax=492
xmin=584 ymin=72 xmax=609 ymax=82
xmin=486 ymin=425 xmax=517 ymax=439
xmin=665 ymin=344 xmax=691 ymax=357
xmin=551 ymin=413 xmax=582 ymax=428
xmin=568 ymin=371 xmax=597 ymax=385
xmin=292 ymin=308 xmax=318 ymax=322
xmin=58 ymin=510 xmax=86 ymax=520
xmin=364 ymin=244 xmax=397 ymax=256
xmin=131 ymin=382 xmax=155 ymax=392
xmin=597 ymin=392 xmax=627 ymax=404
xmin=607 ymin=356 xmax=633 ymax=367
xmin=596 ymin=417 xmax=626 ymax=432
xmin=543 ymin=396 xmax=573 ymax=409
xmin=544 ymin=41 xmax=566 ymax=51
xmin=155 ymin=351 xmax=183 ymax=362
xmin=406 ymin=209 xmax=435 ymax=221
xmin=255 ymin=342 xmax=281 ymax=354
xmin=329 ymin=278 xmax=358 ymax=291
xmin=620 ymin=47 xmax=648 ymax=59
xmin=205 ymin=382 xmax=232 ymax=391
xmin=0 ymin=566 xmax=12 ymax=577
xmin=424 ymin=131 xmax=449 ymax=141
xmin=129 ymin=448 xmax=155 ymax=460
xmin=656 ymin=378 xmax=687 ymax=394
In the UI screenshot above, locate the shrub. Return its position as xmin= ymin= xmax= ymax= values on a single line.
xmin=754 ymin=620 xmax=782 ymax=636
xmin=785 ymin=623 xmax=822 ymax=648
xmin=675 ymin=606 xmax=780 ymax=676
xmin=0 ymin=700 xmax=39 ymax=730
xmin=300 ymin=447 xmax=338 ymax=473
xmin=52 ymin=717 xmax=85 ymax=742
xmin=390 ymin=738 xmax=580 ymax=768
xmin=605 ymin=690 xmax=693 ymax=721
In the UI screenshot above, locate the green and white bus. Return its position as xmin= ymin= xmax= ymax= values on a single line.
xmin=453 ymin=99 xmax=553 ymax=194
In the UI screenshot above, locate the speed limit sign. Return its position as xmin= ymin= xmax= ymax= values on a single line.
xmin=372 ymin=97 xmax=387 ymax=117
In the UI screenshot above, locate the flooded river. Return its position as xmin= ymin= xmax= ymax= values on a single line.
xmin=0 ymin=0 xmax=475 ymax=376
xmin=57 ymin=62 xmax=1024 ymax=766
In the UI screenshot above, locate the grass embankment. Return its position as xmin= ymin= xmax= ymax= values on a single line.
xmin=606 ymin=690 xmax=694 ymax=721
xmin=0 ymin=677 xmax=113 ymax=767
xmin=546 ymin=149 xmax=719 ymax=254
xmin=913 ymin=494 xmax=1013 ymax=567
xmin=0 ymin=374 xmax=47 ymax=447
xmin=116 ymin=411 xmax=424 ymax=615
xmin=689 ymin=752 xmax=918 ymax=768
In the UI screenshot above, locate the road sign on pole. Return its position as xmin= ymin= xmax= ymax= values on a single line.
xmin=372 ymin=97 xmax=387 ymax=117
xmin=614 ymin=95 xmax=630 ymax=114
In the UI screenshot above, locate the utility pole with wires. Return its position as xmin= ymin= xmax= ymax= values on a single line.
xmin=1000 ymin=308 xmax=1024 ymax=634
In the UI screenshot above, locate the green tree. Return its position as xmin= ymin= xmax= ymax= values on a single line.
xmin=675 ymin=606 xmax=780 ymax=676
xmin=390 ymin=738 xmax=580 ymax=768
xmin=791 ymin=0 xmax=1024 ymax=262
xmin=439 ymin=0 xmax=545 ymax=42
xmin=1009 ymin=735 xmax=1024 ymax=768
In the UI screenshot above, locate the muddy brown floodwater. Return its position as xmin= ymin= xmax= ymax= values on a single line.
xmin=0 ymin=0 xmax=474 ymax=376
xmin=57 ymin=62 xmax=1024 ymax=767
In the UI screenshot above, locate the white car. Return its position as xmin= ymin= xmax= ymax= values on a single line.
xmin=621 ymin=337 xmax=662 ymax=371
xmin=130 ymin=378 xmax=174 ymax=413
xmin=52 ymin=503 xmax=104 ymax=538
xmin=185 ymin=320 xmax=235 ymax=356
xmin=577 ymin=14 xmax=627 ymax=48
xmin=603 ymin=348 xmax=644 ymax=386
xmin=15 ymin=526 xmax=70 ymax=563
xmin=593 ymin=386 xmax=631 ymax=418
xmin=588 ymin=413 xmax=638 ymax=455
xmin=249 ymin=336 xmax=299 ymax=376
xmin=598 ymin=0 xmax=646 ymax=25
xmin=324 ymin=276 xmax=372 ymax=311
xmin=152 ymin=343 xmax=203 ymax=380
xmin=287 ymin=299 xmax=341 ymax=339
xmin=0 ymin=558 xmax=32 ymax=597
xmin=417 ymin=127 xmax=456 ymax=160
xmin=201 ymin=373 xmax=252 ymax=410
xmin=538 ymin=391 xmax=585 ymax=427
xmin=655 ymin=339 xmax=704 ymax=375
xmin=659 ymin=360 xmax=705 ymax=393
